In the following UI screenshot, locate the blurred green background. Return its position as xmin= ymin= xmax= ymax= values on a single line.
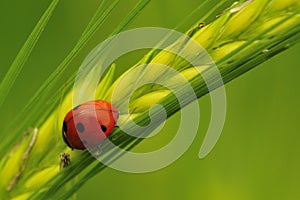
xmin=1 ymin=0 xmax=299 ymax=199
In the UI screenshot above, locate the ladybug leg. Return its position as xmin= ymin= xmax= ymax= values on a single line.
xmin=60 ymin=152 xmax=71 ymax=170
xmin=96 ymin=146 xmax=102 ymax=157
xmin=92 ymin=145 xmax=102 ymax=157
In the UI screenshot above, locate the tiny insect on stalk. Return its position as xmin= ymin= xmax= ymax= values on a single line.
xmin=59 ymin=153 xmax=71 ymax=170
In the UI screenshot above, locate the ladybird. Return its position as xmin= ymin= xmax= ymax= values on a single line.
xmin=62 ymin=100 xmax=119 ymax=150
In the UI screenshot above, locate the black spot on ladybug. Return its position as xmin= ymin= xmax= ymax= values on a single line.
xmin=76 ymin=123 xmax=85 ymax=133
xmin=100 ymin=125 xmax=107 ymax=132
xmin=73 ymin=105 xmax=81 ymax=110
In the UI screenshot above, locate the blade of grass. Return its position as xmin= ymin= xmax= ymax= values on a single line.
xmin=81 ymin=0 xmax=110 ymax=36
xmin=0 ymin=0 xmax=60 ymax=108
xmin=111 ymin=0 xmax=151 ymax=35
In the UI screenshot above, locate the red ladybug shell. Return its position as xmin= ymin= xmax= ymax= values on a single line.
xmin=62 ymin=100 xmax=119 ymax=150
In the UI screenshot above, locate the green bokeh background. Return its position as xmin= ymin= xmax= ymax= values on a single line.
xmin=1 ymin=0 xmax=299 ymax=199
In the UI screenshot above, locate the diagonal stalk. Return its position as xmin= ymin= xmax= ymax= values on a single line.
xmin=0 ymin=0 xmax=60 ymax=108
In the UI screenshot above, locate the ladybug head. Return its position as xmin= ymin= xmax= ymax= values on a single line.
xmin=62 ymin=121 xmax=73 ymax=149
